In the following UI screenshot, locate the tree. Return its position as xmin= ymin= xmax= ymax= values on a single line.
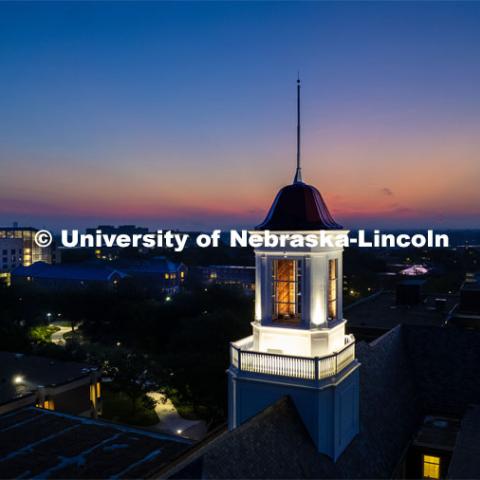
xmin=102 ymin=351 xmax=159 ymax=416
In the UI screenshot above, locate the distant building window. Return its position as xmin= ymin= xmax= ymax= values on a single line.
xmin=272 ymin=259 xmax=301 ymax=322
xmin=90 ymin=382 xmax=101 ymax=409
xmin=423 ymin=455 xmax=440 ymax=479
xmin=328 ymin=259 xmax=338 ymax=320
xmin=2 ymin=250 xmax=6 ymax=255
xmin=37 ymin=398 xmax=55 ymax=411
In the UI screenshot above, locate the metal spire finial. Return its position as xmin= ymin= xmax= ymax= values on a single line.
xmin=294 ymin=75 xmax=303 ymax=183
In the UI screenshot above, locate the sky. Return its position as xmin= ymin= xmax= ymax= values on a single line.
xmin=0 ymin=1 xmax=479 ymax=231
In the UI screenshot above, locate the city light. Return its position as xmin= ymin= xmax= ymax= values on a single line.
xmin=13 ymin=375 xmax=24 ymax=385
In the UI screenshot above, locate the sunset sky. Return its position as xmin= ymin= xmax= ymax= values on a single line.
xmin=1 ymin=2 xmax=479 ymax=231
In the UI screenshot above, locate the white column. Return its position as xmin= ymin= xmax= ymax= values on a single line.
xmin=261 ymin=255 xmax=270 ymax=323
xmin=337 ymin=252 xmax=344 ymax=321
xmin=310 ymin=254 xmax=328 ymax=327
xmin=255 ymin=254 xmax=262 ymax=321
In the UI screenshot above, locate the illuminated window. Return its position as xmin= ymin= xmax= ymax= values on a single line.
xmin=423 ymin=455 xmax=440 ymax=479
xmin=180 ymin=271 xmax=185 ymax=279
xmin=37 ymin=398 xmax=55 ymax=410
xmin=90 ymin=384 xmax=97 ymax=407
xmin=272 ymin=259 xmax=301 ymax=322
xmin=164 ymin=273 xmax=170 ymax=280
xmin=328 ymin=259 xmax=337 ymax=320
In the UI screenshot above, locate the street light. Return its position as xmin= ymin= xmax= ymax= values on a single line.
xmin=13 ymin=375 xmax=24 ymax=385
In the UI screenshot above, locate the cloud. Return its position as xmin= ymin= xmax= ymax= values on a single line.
xmin=380 ymin=187 xmax=394 ymax=196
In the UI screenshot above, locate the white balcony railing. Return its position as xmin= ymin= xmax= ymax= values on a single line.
xmin=230 ymin=335 xmax=355 ymax=381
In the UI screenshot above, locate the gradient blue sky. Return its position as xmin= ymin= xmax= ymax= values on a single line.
xmin=1 ymin=1 xmax=479 ymax=230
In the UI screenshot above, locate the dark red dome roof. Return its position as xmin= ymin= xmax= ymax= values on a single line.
xmin=256 ymin=181 xmax=342 ymax=231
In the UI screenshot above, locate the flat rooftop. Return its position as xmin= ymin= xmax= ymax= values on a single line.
xmin=345 ymin=291 xmax=457 ymax=331
xmin=0 ymin=352 xmax=95 ymax=406
xmin=412 ymin=416 xmax=460 ymax=451
xmin=0 ymin=407 xmax=191 ymax=478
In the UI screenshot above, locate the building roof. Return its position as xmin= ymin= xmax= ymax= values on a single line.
xmin=412 ymin=416 xmax=460 ymax=451
xmin=447 ymin=405 xmax=480 ymax=478
xmin=206 ymin=265 xmax=255 ymax=270
xmin=111 ymin=257 xmax=182 ymax=275
xmin=256 ymin=181 xmax=342 ymax=231
xmin=0 ymin=352 xmax=95 ymax=406
xmin=0 ymin=227 xmax=37 ymax=232
xmin=0 ymin=407 xmax=191 ymax=478
xmin=460 ymin=272 xmax=480 ymax=291
xmin=345 ymin=291 xmax=456 ymax=332
xmin=175 ymin=397 xmax=340 ymax=479
xmin=11 ymin=262 xmax=127 ymax=282
xmin=397 ymin=278 xmax=427 ymax=286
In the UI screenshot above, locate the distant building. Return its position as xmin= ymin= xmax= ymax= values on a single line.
xmin=345 ymin=286 xmax=456 ymax=341
xmin=396 ymin=278 xmax=427 ymax=305
xmin=85 ymin=224 xmax=149 ymax=237
xmin=399 ymin=264 xmax=429 ymax=276
xmin=111 ymin=256 xmax=186 ymax=295
xmin=200 ymin=265 xmax=255 ymax=291
xmin=11 ymin=262 xmax=127 ymax=291
xmin=0 ymin=352 xmax=101 ymax=417
xmin=85 ymin=225 xmax=149 ymax=259
xmin=449 ymin=273 xmax=480 ymax=329
xmin=0 ymin=237 xmax=23 ymax=285
xmin=0 ymin=225 xmax=60 ymax=286
xmin=11 ymin=257 xmax=185 ymax=295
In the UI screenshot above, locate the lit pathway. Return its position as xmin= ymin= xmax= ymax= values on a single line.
xmin=147 ymin=392 xmax=207 ymax=441
xmin=49 ymin=324 xmax=74 ymax=345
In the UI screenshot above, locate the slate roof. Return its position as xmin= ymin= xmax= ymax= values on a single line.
xmin=0 ymin=352 xmax=94 ymax=406
xmin=447 ymin=405 xmax=480 ymax=478
xmin=256 ymin=182 xmax=342 ymax=231
xmin=0 ymin=407 xmax=191 ymax=479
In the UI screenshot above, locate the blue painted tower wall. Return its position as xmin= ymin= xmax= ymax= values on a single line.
xmin=228 ymin=368 xmax=360 ymax=461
